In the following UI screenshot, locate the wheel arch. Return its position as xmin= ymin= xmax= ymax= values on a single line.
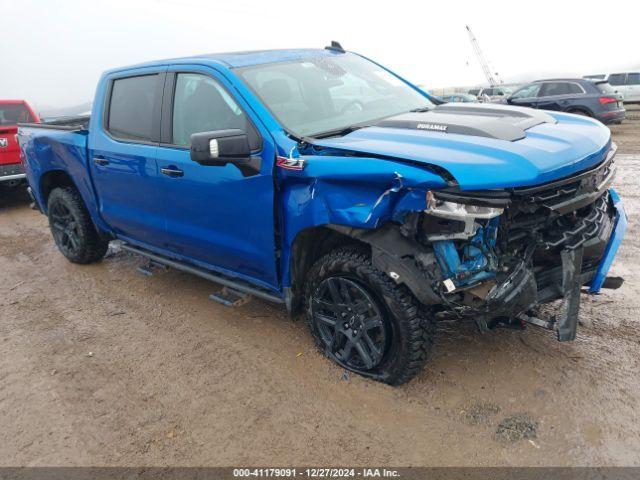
xmin=565 ymin=105 xmax=594 ymax=117
xmin=287 ymin=226 xmax=369 ymax=316
xmin=39 ymin=169 xmax=77 ymax=211
xmin=286 ymin=222 xmax=443 ymax=316
xmin=38 ymin=168 xmax=112 ymax=239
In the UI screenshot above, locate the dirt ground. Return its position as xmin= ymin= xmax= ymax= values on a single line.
xmin=1 ymin=107 xmax=639 ymax=467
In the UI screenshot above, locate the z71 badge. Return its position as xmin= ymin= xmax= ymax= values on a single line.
xmin=0 ymin=138 xmax=8 ymax=148
xmin=416 ymin=123 xmax=448 ymax=132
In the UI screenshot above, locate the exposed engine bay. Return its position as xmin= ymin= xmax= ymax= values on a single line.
xmin=334 ymin=143 xmax=623 ymax=341
xmin=420 ymin=144 xmax=619 ymax=339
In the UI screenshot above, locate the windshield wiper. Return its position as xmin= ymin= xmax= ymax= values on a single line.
xmin=310 ymin=124 xmax=366 ymax=139
xmin=409 ymin=106 xmax=432 ymax=112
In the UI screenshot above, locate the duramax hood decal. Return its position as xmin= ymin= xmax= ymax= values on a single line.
xmin=376 ymin=103 xmax=557 ymax=142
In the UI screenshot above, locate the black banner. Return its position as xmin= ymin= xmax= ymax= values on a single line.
xmin=0 ymin=468 xmax=639 ymax=480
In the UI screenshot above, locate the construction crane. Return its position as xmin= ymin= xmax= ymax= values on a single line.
xmin=465 ymin=25 xmax=502 ymax=86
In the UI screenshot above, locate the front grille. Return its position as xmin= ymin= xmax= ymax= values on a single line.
xmin=542 ymin=193 xmax=611 ymax=250
xmin=0 ymin=163 xmax=25 ymax=177
xmin=496 ymin=147 xmax=618 ymax=279
xmin=511 ymin=147 xmax=616 ymax=215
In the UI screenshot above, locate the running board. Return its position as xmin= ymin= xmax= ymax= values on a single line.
xmin=121 ymin=244 xmax=284 ymax=304
xmin=210 ymin=287 xmax=252 ymax=307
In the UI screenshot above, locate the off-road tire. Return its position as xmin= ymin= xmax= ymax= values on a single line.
xmin=305 ymin=247 xmax=436 ymax=385
xmin=47 ymin=187 xmax=109 ymax=264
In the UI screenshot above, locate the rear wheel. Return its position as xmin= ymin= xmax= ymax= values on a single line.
xmin=305 ymin=247 xmax=436 ymax=385
xmin=47 ymin=187 xmax=109 ymax=264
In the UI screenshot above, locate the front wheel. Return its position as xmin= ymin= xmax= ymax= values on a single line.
xmin=305 ymin=247 xmax=436 ymax=385
xmin=47 ymin=187 xmax=109 ymax=264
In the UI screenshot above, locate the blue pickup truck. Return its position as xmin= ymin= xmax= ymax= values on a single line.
xmin=18 ymin=44 xmax=626 ymax=385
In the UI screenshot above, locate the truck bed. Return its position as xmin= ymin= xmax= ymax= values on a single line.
xmin=19 ymin=114 xmax=90 ymax=131
xmin=17 ymin=117 xmax=92 ymax=213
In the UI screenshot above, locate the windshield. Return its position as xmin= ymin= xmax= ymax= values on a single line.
xmin=237 ymin=53 xmax=432 ymax=137
xmin=0 ymin=103 xmax=34 ymax=126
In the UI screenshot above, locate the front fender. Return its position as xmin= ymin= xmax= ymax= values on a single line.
xmin=278 ymin=154 xmax=448 ymax=287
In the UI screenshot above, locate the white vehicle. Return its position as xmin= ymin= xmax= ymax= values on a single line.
xmin=467 ymin=86 xmax=512 ymax=103
xmin=584 ymin=73 xmax=640 ymax=104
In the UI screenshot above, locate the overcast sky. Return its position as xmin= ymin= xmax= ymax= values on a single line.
xmin=1 ymin=0 xmax=638 ymax=112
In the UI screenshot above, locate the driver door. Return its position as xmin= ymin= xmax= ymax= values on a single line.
xmin=155 ymin=67 xmax=279 ymax=289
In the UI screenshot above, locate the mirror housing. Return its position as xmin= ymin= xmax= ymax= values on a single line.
xmin=190 ymin=129 xmax=261 ymax=176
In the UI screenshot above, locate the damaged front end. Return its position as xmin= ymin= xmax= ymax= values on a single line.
xmin=285 ymin=138 xmax=625 ymax=341
xmin=327 ymin=143 xmax=626 ymax=341
xmin=404 ymin=144 xmax=626 ymax=340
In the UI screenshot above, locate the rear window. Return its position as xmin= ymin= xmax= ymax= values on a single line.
xmin=627 ymin=73 xmax=640 ymax=85
xmin=107 ymin=74 xmax=158 ymax=141
xmin=468 ymin=89 xmax=480 ymax=96
xmin=0 ymin=104 xmax=34 ymax=126
xmin=595 ymin=82 xmax=616 ymax=94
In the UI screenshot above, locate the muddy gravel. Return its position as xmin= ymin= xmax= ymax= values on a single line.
xmin=1 ymin=107 xmax=640 ymax=467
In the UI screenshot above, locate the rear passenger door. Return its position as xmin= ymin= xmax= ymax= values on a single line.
xmin=608 ymin=73 xmax=628 ymax=99
xmin=625 ymin=73 xmax=640 ymax=102
xmin=155 ymin=66 xmax=279 ymax=289
xmin=89 ymin=69 xmax=166 ymax=247
xmin=537 ymin=82 xmax=583 ymax=111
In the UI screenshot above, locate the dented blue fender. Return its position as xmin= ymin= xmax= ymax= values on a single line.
xmin=277 ymin=154 xmax=447 ymax=287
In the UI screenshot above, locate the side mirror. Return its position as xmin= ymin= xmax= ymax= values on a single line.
xmin=190 ymin=129 xmax=261 ymax=176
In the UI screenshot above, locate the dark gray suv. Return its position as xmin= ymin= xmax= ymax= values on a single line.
xmin=503 ymin=79 xmax=625 ymax=125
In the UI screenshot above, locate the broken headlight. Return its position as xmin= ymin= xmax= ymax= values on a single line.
xmin=423 ymin=191 xmax=503 ymax=240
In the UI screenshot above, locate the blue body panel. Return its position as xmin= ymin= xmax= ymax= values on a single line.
xmin=17 ymin=48 xmax=625 ymax=300
xmin=311 ymin=113 xmax=611 ymax=190
xmin=589 ymin=189 xmax=627 ymax=293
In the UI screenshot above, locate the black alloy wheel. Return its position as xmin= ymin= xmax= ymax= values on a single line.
xmin=49 ymin=200 xmax=82 ymax=257
xmin=47 ymin=187 xmax=109 ymax=264
xmin=311 ymin=276 xmax=388 ymax=371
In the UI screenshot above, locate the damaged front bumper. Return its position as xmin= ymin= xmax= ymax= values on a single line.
xmin=321 ymin=143 xmax=625 ymax=343
xmin=588 ymin=189 xmax=627 ymax=293
xmin=430 ymin=187 xmax=625 ymax=341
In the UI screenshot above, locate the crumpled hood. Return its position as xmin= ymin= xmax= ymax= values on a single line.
xmin=310 ymin=109 xmax=612 ymax=190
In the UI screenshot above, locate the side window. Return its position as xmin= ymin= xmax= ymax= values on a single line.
xmin=171 ymin=73 xmax=259 ymax=149
xmin=608 ymin=74 xmax=626 ymax=86
xmin=511 ymin=84 xmax=541 ymax=99
xmin=540 ymin=82 xmax=571 ymax=97
xmin=107 ymin=74 xmax=158 ymax=141
xmin=566 ymin=83 xmax=583 ymax=94
xmin=627 ymin=73 xmax=640 ymax=85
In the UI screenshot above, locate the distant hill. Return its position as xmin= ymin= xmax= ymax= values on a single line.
xmin=38 ymin=102 xmax=92 ymax=119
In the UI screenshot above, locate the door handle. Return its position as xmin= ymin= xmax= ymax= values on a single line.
xmin=93 ymin=157 xmax=109 ymax=166
xmin=161 ymin=167 xmax=184 ymax=178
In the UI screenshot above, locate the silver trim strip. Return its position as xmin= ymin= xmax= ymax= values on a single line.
xmin=0 ymin=173 xmax=26 ymax=182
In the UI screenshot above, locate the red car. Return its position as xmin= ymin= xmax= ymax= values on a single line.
xmin=1 ymin=100 xmax=39 ymax=188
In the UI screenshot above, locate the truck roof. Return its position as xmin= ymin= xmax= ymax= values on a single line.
xmin=106 ymin=48 xmax=338 ymax=74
